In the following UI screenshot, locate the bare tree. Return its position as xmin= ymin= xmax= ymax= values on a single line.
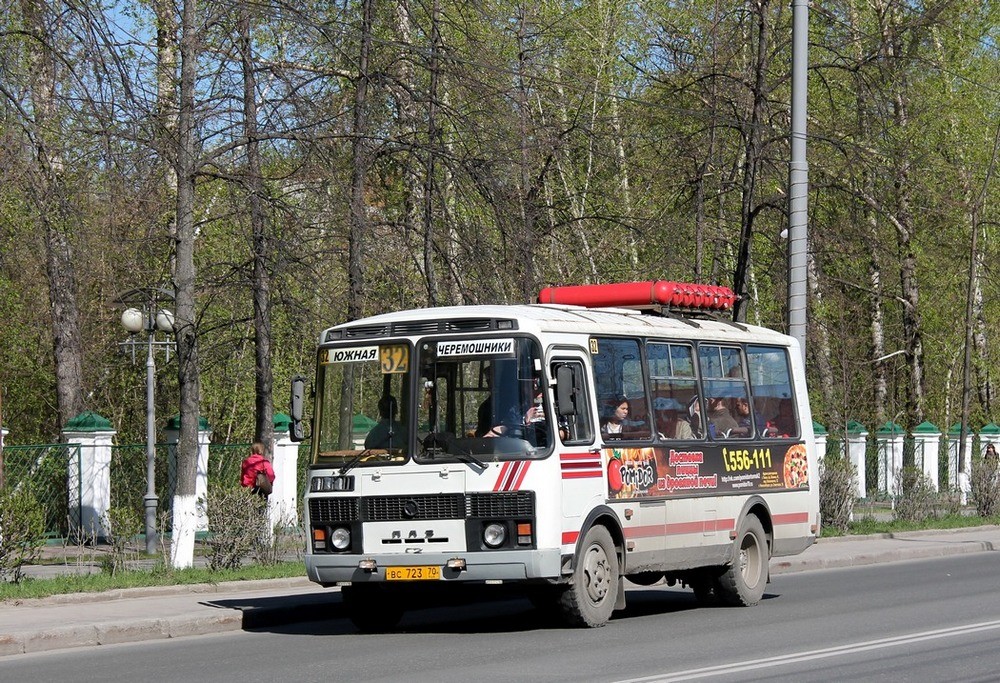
xmin=238 ymin=10 xmax=274 ymax=450
xmin=18 ymin=0 xmax=85 ymax=427
xmin=170 ymin=0 xmax=202 ymax=569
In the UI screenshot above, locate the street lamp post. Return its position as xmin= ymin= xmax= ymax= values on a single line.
xmin=118 ymin=287 xmax=175 ymax=555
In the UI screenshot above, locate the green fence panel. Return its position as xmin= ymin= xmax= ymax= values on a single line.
xmin=2 ymin=444 xmax=77 ymax=538
xmin=109 ymin=444 xmax=175 ymax=528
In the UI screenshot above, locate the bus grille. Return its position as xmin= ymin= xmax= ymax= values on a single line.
xmin=467 ymin=491 xmax=534 ymax=517
xmin=310 ymin=497 xmax=360 ymax=523
xmin=309 ymin=492 xmax=535 ymax=523
xmin=365 ymin=493 xmax=465 ymax=521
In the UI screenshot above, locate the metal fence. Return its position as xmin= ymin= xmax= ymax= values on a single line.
xmin=2 ymin=441 xmax=312 ymax=540
xmin=2 ymin=444 xmax=80 ymax=538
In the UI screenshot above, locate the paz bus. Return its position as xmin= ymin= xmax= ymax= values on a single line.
xmin=289 ymin=281 xmax=819 ymax=630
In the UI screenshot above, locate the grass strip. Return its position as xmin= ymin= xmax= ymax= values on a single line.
xmin=0 ymin=561 xmax=306 ymax=602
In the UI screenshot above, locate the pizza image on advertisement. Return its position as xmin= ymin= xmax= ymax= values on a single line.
xmin=782 ymin=444 xmax=809 ymax=488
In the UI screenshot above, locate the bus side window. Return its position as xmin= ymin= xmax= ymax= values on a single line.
xmin=746 ymin=345 xmax=798 ymax=438
xmin=591 ymin=337 xmax=651 ymax=440
xmin=553 ymin=361 xmax=594 ymax=445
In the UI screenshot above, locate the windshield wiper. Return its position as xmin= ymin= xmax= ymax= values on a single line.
xmin=339 ymin=449 xmax=374 ymax=476
xmin=452 ymin=449 xmax=486 ymax=471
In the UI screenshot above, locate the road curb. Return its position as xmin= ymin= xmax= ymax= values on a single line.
xmin=0 ymin=597 xmax=336 ymax=657
xmin=771 ymin=539 xmax=996 ymax=575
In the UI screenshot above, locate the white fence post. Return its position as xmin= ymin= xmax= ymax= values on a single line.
xmin=946 ymin=423 xmax=974 ymax=501
xmin=912 ymin=421 xmax=940 ymax=491
xmin=813 ymin=421 xmax=828 ymax=467
xmin=62 ymin=411 xmax=115 ymax=540
xmin=270 ymin=413 xmax=300 ymax=528
xmin=846 ymin=421 xmax=868 ymax=499
xmin=876 ymin=421 xmax=904 ymax=498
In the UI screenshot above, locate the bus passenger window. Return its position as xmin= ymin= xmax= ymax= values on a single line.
xmin=592 ymin=337 xmax=651 ymax=441
xmin=746 ymin=345 xmax=798 ymax=438
xmin=647 ymin=342 xmax=700 ymax=441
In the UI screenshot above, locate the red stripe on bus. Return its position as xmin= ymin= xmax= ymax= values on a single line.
xmin=493 ymin=462 xmax=513 ymax=491
xmin=561 ymin=461 xmax=601 ymax=469
xmin=501 ymin=462 xmax=522 ymax=491
xmin=512 ymin=461 xmax=530 ymax=490
xmin=560 ymin=452 xmax=599 ymax=461
xmin=623 ymin=519 xmax=737 ymax=538
xmin=561 ymin=470 xmax=602 ymax=479
xmin=773 ymin=512 xmax=810 ymax=525
xmin=562 ymin=531 xmax=580 ymax=545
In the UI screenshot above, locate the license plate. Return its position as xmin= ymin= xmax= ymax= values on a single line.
xmin=385 ymin=565 xmax=441 ymax=581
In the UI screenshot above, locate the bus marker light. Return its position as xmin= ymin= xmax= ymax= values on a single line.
xmin=446 ymin=558 xmax=467 ymax=570
xmin=358 ymin=559 xmax=377 ymax=572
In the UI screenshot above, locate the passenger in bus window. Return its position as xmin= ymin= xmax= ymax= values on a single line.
xmin=771 ymin=399 xmax=797 ymax=437
xmin=706 ymin=396 xmax=738 ymax=438
xmin=654 ymin=397 xmax=694 ymax=440
xmin=687 ymin=396 xmax=704 ymax=438
xmin=365 ymin=395 xmax=404 ymax=449
xmin=474 ymin=370 xmax=494 ymax=437
xmin=733 ymin=396 xmax=763 ymax=437
xmin=602 ymin=396 xmax=630 ymax=435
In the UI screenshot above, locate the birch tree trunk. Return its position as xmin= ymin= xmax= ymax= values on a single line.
xmin=239 ymin=11 xmax=273 ymax=450
xmin=20 ymin=0 xmax=85 ymax=427
xmin=732 ymin=0 xmax=771 ymax=323
xmin=170 ymin=0 xmax=202 ymax=569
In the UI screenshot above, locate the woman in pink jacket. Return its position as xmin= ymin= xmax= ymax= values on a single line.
xmin=240 ymin=441 xmax=275 ymax=496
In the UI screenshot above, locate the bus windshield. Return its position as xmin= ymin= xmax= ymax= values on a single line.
xmin=417 ymin=337 xmax=551 ymax=460
xmin=314 ymin=343 xmax=411 ymax=466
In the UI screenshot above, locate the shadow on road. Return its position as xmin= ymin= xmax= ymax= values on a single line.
xmin=204 ymin=583 xmax=777 ymax=637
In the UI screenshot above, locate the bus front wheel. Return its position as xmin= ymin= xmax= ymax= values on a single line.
xmin=559 ymin=525 xmax=619 ymax=627
xmin=716 ymin=515 xmax=769 ymax=606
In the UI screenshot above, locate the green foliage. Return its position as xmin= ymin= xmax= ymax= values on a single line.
xmin=819 ymin=455 xmax=857 ymax=533
xmin=202 ymin=485 xmax=269 ymax=571
xmin=970 ymin=458 xmax=1000 ymax=518
xmin=0 ymin=487 xmax=46 ymax=583
xmin=893 ymin=467 xmax=940 ymax=524
xmin=101 ymin=506 xmax=143 ymax=576
xmin=832 ymin=511 xmax=997 ymax=538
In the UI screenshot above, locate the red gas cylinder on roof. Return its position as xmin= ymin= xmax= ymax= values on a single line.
xmin=537 ymin=281 xmax=736 ymax=311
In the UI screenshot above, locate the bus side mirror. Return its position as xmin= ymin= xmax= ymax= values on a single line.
xmin=556 ymin=365 xmax=577 ymax=417
xmin=290 ymin=375 xmax=307 ymax=442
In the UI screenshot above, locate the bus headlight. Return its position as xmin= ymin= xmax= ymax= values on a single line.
xmin=331 ymin=527 xmax=351 ymax=550
xmin=483 ymin=522 xmax=507 ymax=549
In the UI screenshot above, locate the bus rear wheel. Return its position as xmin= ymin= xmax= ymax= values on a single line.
xmin=559 ymin=525 xmax=619 ymax=627
xmin=716 ymin=515 xmax=769 ymax=606
xmin=341 ymin=584 xmax=405 ymax=633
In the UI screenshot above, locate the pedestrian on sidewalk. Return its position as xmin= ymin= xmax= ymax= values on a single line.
xmin=986 ymin=443 xmax=998 ymax=468
xmin=241 ymin=441 xmax=275 ymax=497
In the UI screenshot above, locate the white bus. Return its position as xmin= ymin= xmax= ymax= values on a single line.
xmin=290 ymin=281 xmax=819 ymax=630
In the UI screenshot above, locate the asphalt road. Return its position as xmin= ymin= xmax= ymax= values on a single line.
xmin=3 ymin=553 xmax=1000 ymax=682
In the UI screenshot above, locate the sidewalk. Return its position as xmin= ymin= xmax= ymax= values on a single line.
xmin=1 ymin=525 xmax=998 ymax=658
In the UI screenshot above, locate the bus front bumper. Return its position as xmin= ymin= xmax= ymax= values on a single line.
xmin=305 ymin=548 xmax=563 ymax=585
